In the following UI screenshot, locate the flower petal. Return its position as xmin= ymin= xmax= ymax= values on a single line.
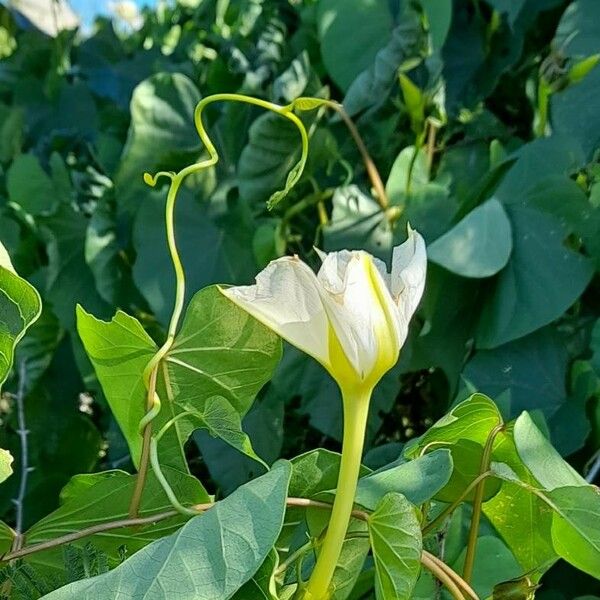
xmin=317 ymin=250 xmax=396 ymax=379
xmin=220 ymin=256 xmax=330 ymax=367
xmin=390 ymin=226 xmax=427 ymax=327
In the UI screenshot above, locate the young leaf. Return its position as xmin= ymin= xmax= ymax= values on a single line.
xmin=0 ymin=240 xmax=42 ymax=389
xmin=368 ymin=493 xmax=422 ymax=600
xmin=43 ymin=461 xmax=292 ymax=599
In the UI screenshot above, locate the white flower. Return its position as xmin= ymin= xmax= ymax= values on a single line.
xmin=221 ymin=227 xmax=426 ymax=392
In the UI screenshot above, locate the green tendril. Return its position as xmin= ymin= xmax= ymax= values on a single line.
xmin=135 ymin=93 xmax=326 ymax=515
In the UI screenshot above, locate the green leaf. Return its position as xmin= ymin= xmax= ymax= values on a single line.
xmin=343 ymin=16 xmax=426 ymax=116
xmin=450 ymin=536 xmax=522 ymax=598
xmin=115 ymin=72 xmax=202 ymax=213
xmin=0 ymin=240 xmax=42 ymax=388
xmin=6 ymin=153 xmax=59 ymax=216
xmin=464 ymin=327 xmax=569 ymax=420
xmin=164 ymin=286 xmax=282 ymax=416
xmin=132 ymin=188 xmax=256 ymax=326
xmin=476 ymin=204 xmax=593 ymax=349
xmin=77 ymin=306 xmax=158 ymax=468
xmin=44 ymin=462 xmax=291 ymax=599
xmin=0 ymin=448 xmax=13 ymax=484
xmin=385 ymin=147 xmax=455 ymax=242
xmin=26 ymin=467 xmax=209 ymax=560
xmin=406 ymin=393 xmax=503 ymax=456
xmin=78 ymin=286 xmax=281 ymax=469
xmin=356 ymin=449 xmax=453 ymax=509
xmin=428 ymin=198 xmax=512 ymax=278
xmin=232 ymin=550 xmax=278 ymax=600
xmin=41 ymin=205 xmax=112 ymax=331
xmin=368 ymin=493 xmax=422 ymax=600
xmin=187 ymin=395 xmax=267 ymax=468
xmin=549 ymin=486 xmax=600 ymax=580
xmin=237 ymin=111 xmax=304 ymax=207
xmin=316 ymin=0 xmax=394 ymax=91
xmin=513 ymin=412 xmax=586 ymax=490
xmin=484 ymin=443 xmax=557 ymax=572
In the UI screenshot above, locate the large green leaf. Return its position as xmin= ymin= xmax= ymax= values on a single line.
xmin=0 ymin=240 xmax=42 ymax=388
xmin=464 ymin=327 xmax=569 ymax=420
xmin=78 ymin=286 xmax=281 ymax=469
xmin=549 ymin=486 xmax=600 ymax=579
xmin=41 ymin=205 xmax=112 ymax=331
xmin=428 ymin=198 xmax=512 ymax=278
xmin=316 ymin=0 xmax=394 ymax=91
xmin=114 ymin=72 xmax=202 ymax=213
xmin=476 ymin=204 xmax=593 ymax=349
xmin=165 ymin=286 xmax=281 ymax=415
xmin=44 ymin=462 xmax=291 ymax=599
xmin=368 ymin=492 xmax=422 ymax=600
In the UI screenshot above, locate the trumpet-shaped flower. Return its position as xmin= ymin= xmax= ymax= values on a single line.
xmin=221 ymin=227 xmax=426 ymax=393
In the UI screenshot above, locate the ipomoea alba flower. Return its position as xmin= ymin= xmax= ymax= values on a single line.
xmin=221 ymin=227 xmax=426 ymax=392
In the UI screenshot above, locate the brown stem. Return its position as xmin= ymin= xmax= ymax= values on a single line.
xmin=1 ymin=497 xmax=367 ymax=563
xmin=421 ymin=552 xmax=466 ymax=600
xmin=424 ymin=551 xmax=480 ymax=600
xmin=325 ymin=101 xmax=389 ymax=209
xmin=463 ymin=424 xmax=505 ymax=583
xmin=128 ymin=365 xmax=159 ymax=518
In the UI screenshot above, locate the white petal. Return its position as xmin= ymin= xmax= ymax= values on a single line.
xmin=221 ymin=257 xmax=330 ymax=367
xmin=317 ymin=250 xmax=397 ymax=379
xmin=390 ymin=226 xmax=427 ymax=331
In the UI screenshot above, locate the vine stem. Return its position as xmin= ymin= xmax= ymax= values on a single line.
xmin=128 ymin=364 xmax=159 ymax=518
xmin=1 ymin=497 xmax=365 ymax=562
xmin=302 ymin=389 xmax=371 ymax=600
xmin=462 ymin=424 xmax=504 ymax=583
xmin=11 ymin=361 xmax=29 ymax=552
xmin=421 ymin=551 xmax=466 ymax=600
xmin=128 ymin=93 xmax=313 ymax=517
xmin=322 ymin=101 xmax=389 ymax=209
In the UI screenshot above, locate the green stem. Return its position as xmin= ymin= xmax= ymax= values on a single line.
xmin=302 ymin=388 xmax=371 ymax=600
xmin=462 ymin=424 xmax=504 ymax=583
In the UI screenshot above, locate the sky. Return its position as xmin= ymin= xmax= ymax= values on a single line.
xmin=69 ymin=0 xmax=158 ymax=27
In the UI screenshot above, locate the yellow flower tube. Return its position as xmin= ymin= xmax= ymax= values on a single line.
xmin=220 ymin=226 xmax=427 ymax=599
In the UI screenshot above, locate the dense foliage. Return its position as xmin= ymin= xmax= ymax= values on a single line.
xmin=0 ymin=0 xmax=599 ymax=598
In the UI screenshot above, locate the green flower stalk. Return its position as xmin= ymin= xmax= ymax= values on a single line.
xmin=221 ymin=228 xmax=427 ymax=599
